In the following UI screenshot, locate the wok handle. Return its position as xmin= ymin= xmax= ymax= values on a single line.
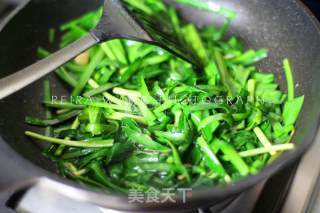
xmin=0 ymin=33 xmax=98 ymax=100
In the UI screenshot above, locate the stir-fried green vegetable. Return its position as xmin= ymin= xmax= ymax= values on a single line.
xmin=25 ymin=0 xmax=304 ymax=191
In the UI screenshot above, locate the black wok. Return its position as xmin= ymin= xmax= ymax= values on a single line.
xmin=0 ymin=0 xmax=320 ymax=212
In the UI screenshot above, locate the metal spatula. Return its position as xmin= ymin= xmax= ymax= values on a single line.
xmin=0 ymin=0 xmax=198 ymax=99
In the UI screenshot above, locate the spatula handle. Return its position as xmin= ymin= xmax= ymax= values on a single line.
xmin=0 ymin=33 xmax=98 ymax=100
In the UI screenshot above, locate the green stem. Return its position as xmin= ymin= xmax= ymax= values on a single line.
xmin=72 ymin=49 xmax=105 ymax=96
xmin=247 ymin=79 xmax=255 ymax=103
xmin=253 ymin=127 xmax=276 ymax=155
xmin=43 ymin=80 xmax=53 ymax=136
xmin=211 ymin=139 xmax=249 ymax=176
xmin=239 ymin=143 xmax=295 ymax=157
xmin=74 ymin=98 xmax=132 ymax=112
xmin=25 ymin=110 xmax=81 ymax=126
xmin=105 ymin=111 xmax=147 ymax=124
xmin=90 ymin=162 xmax=128 ymax=193
xmin=129 ymin=96 xmax=156 ymax=125
xmin=83 ymin=82 xmax=118 ymax=97
xmin=283 ymin=58 xmax=294 ymax=101
xmin=55 ymin=117 xmax=80 ymax=156
xmin=43 ymin=101 xmax=85 ymax=109
xmin=55 ymin=67 xmax=78 ymax=87
xmin=196 ymin=137 xmax=230 ymax=182
xmin=113 ymin=87 xmax=142 ymax=98
xmin=167 ymin=141 xmax=191 ymax=182
xmin=25 ymin=131 xmax=114 ymax=148
xmin=88 ymin=79 xmax=131 ymax=107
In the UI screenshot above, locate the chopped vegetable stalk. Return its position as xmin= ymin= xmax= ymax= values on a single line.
xmin=43 ymin=80 xmax=53 ymax=136
xmin=55 ymin=117 xmax=80 ymax=156
xmin=122 ymin=118 xmax=170 ymax=151
xmin=87 ymin=79 xmax=131 ymax=107
xmin=238 ymin=144 xmax=295 ymax=157
xmin=105 ymin=111 xmax=146 ymax=124
xmin=283 ymin=58 xmax=295 ymax=101
xmin=167 ymin=141 xmax=191 ymax=182
xmin=282 ymin=96 xmax=304 ymax=127
xmin=72 ymin=49 xmax=105 ymax=96
xmin=247 ymin=79 xmax=255 ymax=103
xmin=113 ymin=87 xmax=142 ymax=98
xmin=211 ymin=139 xmax=249 ymax=176
xmin=25 ymin=110 xmax=81 ymax=126
xmin=197 ymin=137 xmax=230 ymax=182
xmin=282 ymin=59 xmax=304 ymax=127
xmin=25 ymin=131 xmax=114 ymax=148
xmin=183 ymin=24 xmax=208 ymax=65
xmin=253 ymin=127 xmax=276 ymax=155
xmin=129 ymin=97 xmax=156 ymax=125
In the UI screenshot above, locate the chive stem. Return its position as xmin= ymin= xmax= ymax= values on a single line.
xmin=239 ymin=143 xmax=294 ymax=157
xmin=253 ymin=127 xmax=276 ymax=155
xmin=113 ymin=87 xmax=142 ymax=98
xmin=283 ymin=59 xmax=295 ymax=101
xmin=25 ymin=131 xmax=114 ymax=148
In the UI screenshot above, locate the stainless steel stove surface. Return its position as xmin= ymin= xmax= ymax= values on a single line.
xmin=0 ymin=0 xmax=320 ymax=213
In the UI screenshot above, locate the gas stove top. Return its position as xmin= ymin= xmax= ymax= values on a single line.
xmin=0 ymin=1 xmax=319 ymax=213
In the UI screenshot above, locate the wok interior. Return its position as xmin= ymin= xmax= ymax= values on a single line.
xmin=0 ymin=0 xmax=319 ymax=186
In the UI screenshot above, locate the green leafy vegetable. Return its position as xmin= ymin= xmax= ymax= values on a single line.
xmin=25 ymin=0 xmax=303 ymax=193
